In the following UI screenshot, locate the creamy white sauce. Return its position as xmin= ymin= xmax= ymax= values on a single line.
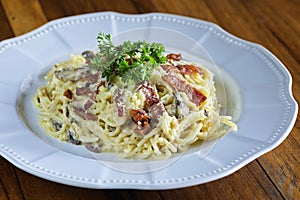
xmin=17 ymin=49 xmax=242 ymax=160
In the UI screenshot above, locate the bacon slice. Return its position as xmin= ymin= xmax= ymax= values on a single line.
xmin=161 ymin=62 xmax=206 ymax=106
xmin=130 ymin=81 xmax=167 ymax=136
xmin=161 ymin=64 xmax=180 ymax=75
xmin=129 ymin=109 xmax=151 ymax=135
xmin=84 ymin=142 xmax=103 ymax=153
xmin=76 ymin=87 xmax=92 ymax=96
xmin=163 ymin=74 xmax=206 ymax=106
xmin=130 ymin=109 xmax=150 ymax=124
xmin=114 ymin=89 xmax=126 ymax=117
xmin=149 ymin=102 xmax=165 ymax=119
xmin=135 ymin=81 xmax=160 ymax=108
xmin=166 ymin=53 xmax=182 ymax=61
xmin=75 ymin=80 xmax=104 ymax=101
xmin=63 ymin=89 xmax=73 ymax=99
xmin=84 ymin=99 xmax=94 ymax=110
xmin=176 ymin=64 xmax=202 ymax=75
xmin=161 ymin=64 xmax=202 ymax=75
xmin=77 ymin=71 xmax=100 ymax=84
xmin=73 ymin=107 xmax=97 ymax=121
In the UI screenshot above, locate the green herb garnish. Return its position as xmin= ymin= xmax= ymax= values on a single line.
xmin=90 ymin=32 xmax=166 ymax=83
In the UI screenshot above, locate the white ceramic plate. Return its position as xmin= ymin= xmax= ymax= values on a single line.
xmin=0 ymin=12 xmax=297 ymax=189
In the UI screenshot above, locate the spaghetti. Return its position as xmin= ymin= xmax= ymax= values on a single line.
xmin=33 ymin=38 xmax=237 ymax=159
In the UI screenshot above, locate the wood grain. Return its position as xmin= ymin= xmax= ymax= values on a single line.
xmin=153 ymin=0 xmax=217 ymax=23
xmin=0 ymin=2 xmax=13 ymax=40
xmin=202 ymin=1 xmax=300 ymax=199
xmin=0 ymin=158 xmax=24 ymax=200
xmin=0 ymin=0 xmax=299 ymax=199
xmin=1 ymin=0 xmax=47 ymax=35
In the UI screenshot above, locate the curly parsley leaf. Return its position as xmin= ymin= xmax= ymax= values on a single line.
xmin=90 ymin=32 xmax=166 ymax=83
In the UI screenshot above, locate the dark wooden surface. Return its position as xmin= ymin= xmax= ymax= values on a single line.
xmin=0 ymin=0 xmax=299 ymax=199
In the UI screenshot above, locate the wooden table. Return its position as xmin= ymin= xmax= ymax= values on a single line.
xmin=0 ymin=0 xmax=299 ymax=199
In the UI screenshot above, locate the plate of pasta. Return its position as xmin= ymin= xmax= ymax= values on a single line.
xmin=0 ymin=12 xmax=297 ymax=189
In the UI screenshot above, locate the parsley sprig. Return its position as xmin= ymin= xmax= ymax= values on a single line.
xmin=90 ymin=32 xmax=166 ymax=83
